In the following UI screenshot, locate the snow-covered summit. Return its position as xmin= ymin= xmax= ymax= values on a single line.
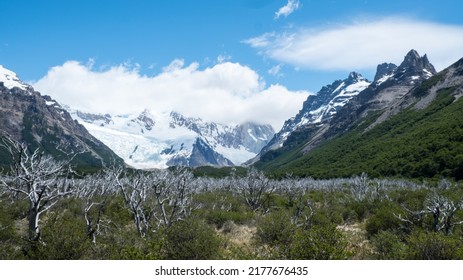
xmin=70 ymin=109 xmax=274 ymax=169
xmin=0 ymin=65 xmax=30 ymax=91
xmin=256 ymin=72 xmax=371 ymax=154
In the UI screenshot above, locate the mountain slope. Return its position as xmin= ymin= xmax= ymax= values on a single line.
xmin=255 ymin=53 xmax=463 ymax=180
xmin=0 ymin=65 xmax=123 ymax=169
xmin=249 ymin=72 xmax=370 ymax=163
xmin=71 ymin=109 xmax=274 ymax=169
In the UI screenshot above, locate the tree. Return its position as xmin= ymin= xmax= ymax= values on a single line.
xmin=234 ymin=168 xmax=275 ymax=212
xmin=151 ymin=168 xmax=197 ymax=229
xmin=75 ymin=170 xmax=117 ymax=244
xmin=396 ymin=192 xmax=463 ymax=235
xmin=0 ymin=135 xmax=75 ymax=241
xmin=116 ymin=169 xmax=153 ymax=238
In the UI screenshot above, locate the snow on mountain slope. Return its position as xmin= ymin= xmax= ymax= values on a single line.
xmin=70 ymin=109 xmax=274 ymax=169
xmin=0 ymin=65 xmax=30 ymax=91
xmin=255 ymin=72 xmax=371 ymax=155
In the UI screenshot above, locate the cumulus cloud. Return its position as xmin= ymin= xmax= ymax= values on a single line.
xmin=33 ymin=60 xmax=309 ymax=130
xmin=275 ymin=0 xmax=301 ymax=19
xmin=245 ymin=17 xmax=463 ymax=71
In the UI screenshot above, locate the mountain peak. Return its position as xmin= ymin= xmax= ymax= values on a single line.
xmin=347 ymin=72 xmax=364 ymax=83
xmin=373 ymin=63 xmax=397 ymax=82
xmin=0 ymin=65 xmax=30 ymax=91
xmin=398 ymin=49 xmax=436 ymax=75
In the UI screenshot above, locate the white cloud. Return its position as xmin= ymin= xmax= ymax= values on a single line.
xmin=33 ymin=60 xmax=309 ymax=130
xmin=275 ymin=0 xmax=301 ymax=19
xmin=245 ymin=17 xmax=463 ymax=71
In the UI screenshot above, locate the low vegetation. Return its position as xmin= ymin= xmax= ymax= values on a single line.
xmin=1 ymin=134 xmax=463 ymax=260
xmin=1 ymin=158 xmax=463 ymax=259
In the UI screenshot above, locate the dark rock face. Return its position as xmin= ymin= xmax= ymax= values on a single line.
xmin=167 ymin=138 xmax=234 ymax=167
xmin=251 ymin=72 xmax=370 ymax=162
xmin=374 ymin=63 xmax=397 ymax=82
xmin=0 ymin=78 xmax=122 ymax=168
xmin=255 ymin=49 xmax=440 ymax=166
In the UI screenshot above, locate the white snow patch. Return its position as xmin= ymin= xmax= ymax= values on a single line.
xmin=0 ymin=65 xmax=29 ymax=91
xmin=376 ymin=73 xmax=393 ymax=85
xmin=247 ymin=129 xmax=258 ymax=142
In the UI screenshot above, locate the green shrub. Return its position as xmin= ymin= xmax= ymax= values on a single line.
xmin=370 ymin=230 xmax=406 ymax=259
xmin=256 ymin=210 xmax=296 ymax=247
xmin=365 ymin=201 xmax=403 ymax=236
xmin=164 ymin=219 xmax=221 ymax=260
xmin=406 ymin=230 xmax=463 ymax=260
xmin=204 ymin=209 xmax=254 ymax=229
xmin=24 ymin=211 xmax=91 ymax=260
xmin=289 ymin=225 xmax=349 ymax=260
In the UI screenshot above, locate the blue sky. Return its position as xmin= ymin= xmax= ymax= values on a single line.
xmin=2 ymin=0 xmax=463 ymax=129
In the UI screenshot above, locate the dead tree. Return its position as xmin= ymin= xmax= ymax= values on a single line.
xmin=0 ymin=136 xmax=75 ymax=241
xmin=75 ymin=171 xmax=116 ymax=244
xmin=396 ymin=192 xmax=463 ymax=235
xmin=234 ymin=168 xmax=275 ymax=212
xmin=151 ymin=168 xmax=197 ymax=229
xmin=116 ymin=169 xmax=153 ymax=238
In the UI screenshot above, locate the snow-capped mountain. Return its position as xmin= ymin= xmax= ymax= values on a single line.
xmin=70 ymin=109 xmax=274 ymax=169
xmin=1 ymin=65 xmax=31 ymax=91
xmin=253 ymin=49 xmax=439 ymax=170
xmin=253 ymin=72 xmax=371 ymax=157
xmin=0 ymin=65 xmax=122 ymax=168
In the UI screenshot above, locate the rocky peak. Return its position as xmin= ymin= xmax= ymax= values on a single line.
xmin=136 ymin=109 xmax=155 ymax=131
xmin=374 ymin=63 xmax=397 ymax=82
xmin=346 ymin=72 xmax=364 ymax=83
xmin=76 ymin=111 xmax=113 ymax=126
xmin=0 ymin=65 xmax=30 ymax=91
xmin=255 ymin=71 xmax=371 ymax=157
xmin=397 ymin=49 xmax=436 ymax=75
xmin=1 ymin=66 xmax=122 ymax=168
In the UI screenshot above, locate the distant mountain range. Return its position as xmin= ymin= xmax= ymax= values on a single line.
xmin=0 ymin=64 xmax=274 ymax=169
xmin=69 ymin=108 xmax=274 ymax=168
xmin=2 ymin=49 xmax=462 ymax=179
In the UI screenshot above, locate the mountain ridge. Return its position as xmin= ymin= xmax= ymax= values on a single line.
xmin=0 ymin=66 xmax=123 ymax=169
xmin=70 ymin=108 xmax=274 ymax=169
xmin=254 ymin=50 xmax=463 ymax=180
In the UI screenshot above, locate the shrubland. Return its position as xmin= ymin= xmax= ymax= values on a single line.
xmin=1 ymin=160 xmax=463 ymax=259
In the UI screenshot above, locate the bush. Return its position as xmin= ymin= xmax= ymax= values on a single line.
xmin=164 ymin=219 xmax=221 ymax=260
xmin=204 ymin=209 xmax=254 ymax=229
xmin=289 ymin=225 xmax=349 ymax=260
xmin=370 ymin=230 xmax=406 ymax=259
xmin=256 ymin=211 xmax=295 ymax=247
xmin=23 ymin=211 xmax=91 ymax=260
xmin=406 ymin=230 xmax=463 ymax=260
xmin=365 ymin=201 xmax=403 ymax=236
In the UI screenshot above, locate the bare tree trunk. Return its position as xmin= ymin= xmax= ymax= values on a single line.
xmin=28 ymin=204 xmax=40 ymax=241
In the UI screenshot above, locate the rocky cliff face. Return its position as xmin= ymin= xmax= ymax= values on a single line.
xmin=0 ymin=65 xmax=123 ymax=168
xmin=255 ymin=49 xmax=439 ymax=166
xmin=250 ymin=71 xmax=370 ymax=163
